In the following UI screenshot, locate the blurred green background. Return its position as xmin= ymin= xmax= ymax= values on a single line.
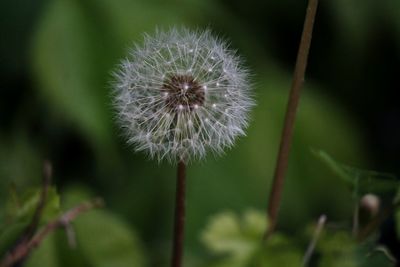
xmin=1 ymin=0 xmax=399 ymax=266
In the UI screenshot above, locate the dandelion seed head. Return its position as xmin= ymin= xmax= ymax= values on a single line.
xmin=113 ymin=27 xmax=254 ymax=163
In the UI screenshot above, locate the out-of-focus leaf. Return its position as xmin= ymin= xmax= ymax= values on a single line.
xmin=254 ymin=234 xmax=302 ymax=267
xmin=0 ymin=186 xmax=61 ymax=258
xmin=201 ymin=209 xmax=302 ymax=267
xmin=59 ymin=187 xmax=146 ymax=267
xmin=25 ymin=232 xmax=59 ymax=267
xmin=201 ymin=210 xmax=267 ymax=263
xmin=313 ymin=150 xmax=399 ymax=196
xmin=32 ymin=0 xmax=114 ymax=151
xmin=358 ymin=246 xmax=396 ymax=267
xmin=0 ymin=222 xmax=28 ymax=257
xmin=317 ymin=232 xmax=358 ymax=267
xmin=4 ymin=187 xmax=60 ymax=226
xmin=316 ymin=232 xmax=394 ymax=267
xmin=74 ymin=210 xmax=146 ymax=267
xmin=0 ymin=134 xmax=42 ymax=208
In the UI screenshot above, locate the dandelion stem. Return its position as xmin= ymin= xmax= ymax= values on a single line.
xmin=266 ymin=0 xmax=319 ymax=237
xmin=171 ymin=161 xmax=186 ymax=267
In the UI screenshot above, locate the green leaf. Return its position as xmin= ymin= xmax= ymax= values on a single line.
xmin=312 ymin=149 xmax=399 ymax=196
xmin=0 ymin=134 xmax=42 ymax=208
xmin=4 ymin=187 xmax=61 ymax=226
xmin=0 ymin=222 xmax=28 ymax=257
xmin=0 ymin=186 xmax=61 ymax=257
xmin=254 ymin=234 xmax=302 ymax=267
xmin=25 ymin=232 xmax=59 ymax=267
xmin=60 ymin=187 xmax=146 ymax=267
xmin=358 ymin=246 xmax=396 ymax=267
xmin=201 ymin=210 xmax=302 ymax=267
xmin=32 ymin=0 xmax=114 ymax=150
xmin=201 ymin=210 xmax=267 ymax=263
xmin=317 ymin=232 xmax=358 ymax=267
xmin=316 ymin=232 xmax=395 ymax=267
xmin=73 ymin=210 xmax=146 ymax=267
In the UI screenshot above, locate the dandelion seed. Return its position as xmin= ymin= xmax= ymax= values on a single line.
xmin=113 ymin=27 xmax=254 ymax=163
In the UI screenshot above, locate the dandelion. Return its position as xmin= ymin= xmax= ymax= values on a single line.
xmin=113 ymin=27 xmax=253 ymax=164
xmin=112 ymin=27 xmax=253 ymax=267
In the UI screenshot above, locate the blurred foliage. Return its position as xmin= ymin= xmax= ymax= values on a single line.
xmin=313 ymin=150 xmax=399 ymax=197
xmin=1 ymin=0 xmax=400 ymax=266
xmin=199 ymin=208 xmax=397 ymax=267
xmin=201 ymin=210 xmax=268 ymax=265
xmin=0 ymin=186 xmax=60 ymax=257
xmin=200 ymin=210 xmax=302 ymax=267
xmin=315 ymin=231 xmax=395 ymax=267
xmin=0 ymin=185 xmax=146 ymax=267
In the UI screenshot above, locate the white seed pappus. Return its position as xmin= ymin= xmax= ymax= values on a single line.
xmin=113 ymin=28 xmax=254 ymax=163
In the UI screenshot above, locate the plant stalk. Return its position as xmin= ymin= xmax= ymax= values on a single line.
xmin=266 ymin=0 xmax=319 ymax=237
xmin=302 ymin=215 xmax=327 ymax=266
xmin=171 ymin=161 xmax=186 ymax=267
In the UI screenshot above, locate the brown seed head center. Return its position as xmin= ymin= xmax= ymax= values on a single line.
xmin=162 ymin=74 xmax=205 ymax=111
